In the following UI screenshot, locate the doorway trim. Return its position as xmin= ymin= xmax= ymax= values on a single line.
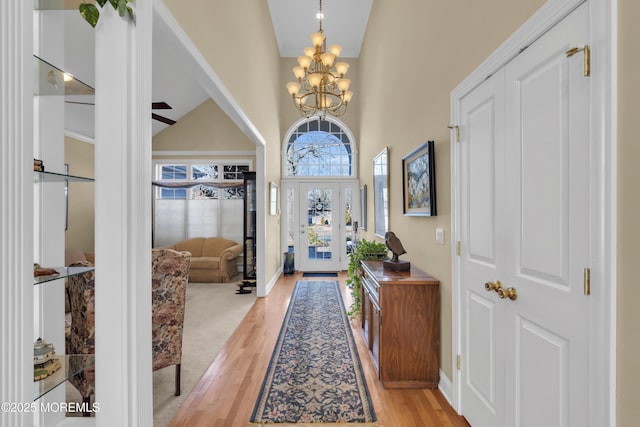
xmin=449 ymin=1 xmax=616 ymax=426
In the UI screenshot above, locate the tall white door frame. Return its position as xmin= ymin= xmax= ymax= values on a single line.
xmin=450 ymin=1 xmax=616 ymax=426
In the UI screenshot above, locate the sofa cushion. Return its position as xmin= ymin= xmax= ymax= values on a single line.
xmin=202 ymin=237 xmax=237 ymax=256
xmin=174 ymin=237 xmax=205 ymax=257
xmin=190 ymin=256 xmax=219 ymax=270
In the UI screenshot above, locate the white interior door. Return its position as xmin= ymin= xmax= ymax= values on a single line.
xmin=502 ymin=4 xmax=590 ymax=426
xmin=459 ymin=67 xmax=507 ymax=427
xmin=459 ymin=3 xmax=591 ymax=426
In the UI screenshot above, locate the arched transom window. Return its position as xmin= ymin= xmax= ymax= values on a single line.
xmin=284 ymin=118 xmax=354 ymax=177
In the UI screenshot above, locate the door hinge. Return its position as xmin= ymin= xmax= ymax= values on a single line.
xmin=448 ymin=125 xmax=460 ymax=143
xmin=457 ymin=355 xmax=461 ymax=370
xmin=584 ymin=267 xmax=591 ymax=296
xmin=456 ymin=241 xmax=461 ymax=256
xmin=566 ymin=45 xmax=590 ymax=77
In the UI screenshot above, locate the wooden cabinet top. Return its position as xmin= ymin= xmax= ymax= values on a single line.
xmin=361 ymin=260 xmax=439 ymax=286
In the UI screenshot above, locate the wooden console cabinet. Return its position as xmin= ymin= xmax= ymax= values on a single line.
xmin=360 ymin=260 xmax=440 ymax=388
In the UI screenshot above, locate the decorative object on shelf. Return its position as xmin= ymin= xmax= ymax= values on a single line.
xmin=34 ymin=338 xmax=61 ymax=381
xmin=373 ymin=147 xmax=389 ymax=238
xmin=383 ymin=231 xmax=411 ymax=272
xmin=33 ymin=263 xmax=59 ymax=277
xmin=286 ymin=0 xmax=353 ymax=118
xmin=79 ymin=0 xmax=134 ymax=28
xmin=33 ymin=158 xmax=44 ymax=172
xmin=345 ymin=239 xmax=388 ymax=318
xmin=402 ymin=140 xmax=437 ymax=216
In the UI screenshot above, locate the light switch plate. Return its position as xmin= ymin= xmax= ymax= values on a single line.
xmin=436 ymin=228 xmax=445 ymax=245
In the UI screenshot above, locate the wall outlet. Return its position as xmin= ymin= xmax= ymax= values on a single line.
xmin=436 ymin=228 xmax=445 ymax=245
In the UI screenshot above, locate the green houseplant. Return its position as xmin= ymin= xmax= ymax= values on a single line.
xmin=345 ymin=239 xmax=387 ymax=318
xmin=79 ymin=0 xmax=134 ymax=28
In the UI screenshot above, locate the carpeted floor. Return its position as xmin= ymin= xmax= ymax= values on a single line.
xmin=153 ymin=281 xmax=256 ymax=426
xmin=249 ymin=280 xmax=377 ymax=426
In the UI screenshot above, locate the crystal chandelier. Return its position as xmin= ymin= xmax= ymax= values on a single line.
xmin=286 ymin=0 xmax=353 ymax=118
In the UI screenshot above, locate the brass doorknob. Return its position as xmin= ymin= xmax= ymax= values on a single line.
xmin=497 ymin=287 xmax=518 ymax=300
xmin=485 ymin=280 xmax=502 ymax=292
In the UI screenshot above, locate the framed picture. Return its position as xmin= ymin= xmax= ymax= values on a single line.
xmin=269 ymin=182 xmax=278 ymax=215
xmin=373 ymin=147 xmax=389 ymax=237
xmin=402 ymin=141 xmax=437 ymax=216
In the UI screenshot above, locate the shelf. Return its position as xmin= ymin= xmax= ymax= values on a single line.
xmin=34 ymin=354 xmax=94 ymax=401
xmin=33 ymin=54 xmax=95 ymax=97
xmin=34 ymin=170 xmax=94 ymax=183
xmin=33 ymin=0 xmax=86 ymax=10
xmin=34 ymin=266 xmax=94 ymax=285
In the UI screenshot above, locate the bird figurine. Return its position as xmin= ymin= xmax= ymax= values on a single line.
xmin=384 ymin=231 xmax=411 ymax=271
xmin=385 ymin=231 xmax=406 ymax=262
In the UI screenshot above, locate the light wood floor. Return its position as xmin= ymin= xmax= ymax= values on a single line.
xmin=168 ymin=272 xmax=470 ymax=427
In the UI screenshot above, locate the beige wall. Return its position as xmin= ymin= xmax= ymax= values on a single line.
xmin=163 ymin=0 xmax=282 ymax=281
xmin=153 ymin=99 xmax=256 ymax=152
xmin=617 ymin=0 xmax=639 ymax=424
xmin=357 ymin=0 xmax=545 ymax=379
xmin=64 ymin=137 xmax=95 ymax=254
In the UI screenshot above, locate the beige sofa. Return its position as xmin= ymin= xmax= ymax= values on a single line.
xmin=161 ymin=237 xmax=242 ymax=283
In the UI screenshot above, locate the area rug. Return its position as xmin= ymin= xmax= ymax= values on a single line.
xmin=249 ymin=281 xmax=378 ymax=426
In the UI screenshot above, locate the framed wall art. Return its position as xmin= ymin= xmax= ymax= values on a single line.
xmin=373 ymin=147 xmax=389 ymax=237
xmin=402 ymin=141 xmax=436 ymax=216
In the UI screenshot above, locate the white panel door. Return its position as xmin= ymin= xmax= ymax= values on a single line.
xmin=459 ymin=68 xmax=507 ymax=427
xmin=503 ymin=4 xmax=590 ymax=427
xmin=459 ymin=3 xmax=591 ymax=426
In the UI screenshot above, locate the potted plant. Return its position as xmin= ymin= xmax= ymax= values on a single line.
xmin=79 ymin=0 xmax=134 ymax=28
xmin=345 ymin=239 xmax=387 ymax=318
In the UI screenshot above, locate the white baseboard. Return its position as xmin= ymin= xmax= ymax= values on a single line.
xmin=264 ymin=269 xmax=282 ymax=296
xmin=438 ymin=369 xmax=454 ymax=407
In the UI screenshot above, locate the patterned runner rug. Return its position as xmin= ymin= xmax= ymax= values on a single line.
xmin=249 ymin=281 xmax=378 ymax=426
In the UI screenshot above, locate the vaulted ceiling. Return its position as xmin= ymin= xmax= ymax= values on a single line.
xmin=58 ymin=1 xmax=372 ymax=141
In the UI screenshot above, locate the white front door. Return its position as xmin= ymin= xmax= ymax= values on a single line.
xmin=291 ymin=182 xmax=358 ymax=272
xmin=459 ymin=3 xmax=591 ymax=426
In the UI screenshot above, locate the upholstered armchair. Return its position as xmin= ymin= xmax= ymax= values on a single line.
xmin=66 ymin=249 xmax=190 ymax=406
xmin=151 ymin=248 xmax=191 ymax=396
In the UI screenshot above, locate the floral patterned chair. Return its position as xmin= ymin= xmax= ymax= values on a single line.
xmin=151 ymin=248 xmax=191 ymax=396
xmin=66 ymin=248 xmax=191 ymax=406
xmin=66 ymin=261 xmax=96 ymax=412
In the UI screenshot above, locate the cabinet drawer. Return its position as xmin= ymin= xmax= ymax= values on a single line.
xmin=362 ymin=272 xmax=380 ymax=306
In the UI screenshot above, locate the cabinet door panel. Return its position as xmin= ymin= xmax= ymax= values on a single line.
xmin=371 ymin=301 xmax=380 ymax=375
